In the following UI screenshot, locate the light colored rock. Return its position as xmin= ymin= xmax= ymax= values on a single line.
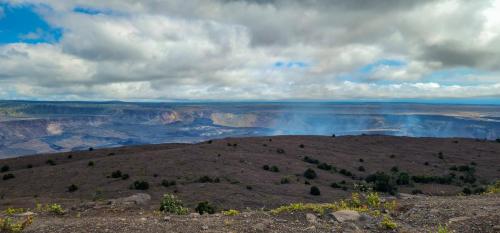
xmin=163 ymin=216 xmax=171 ymax=222
xmin=189 ymin=213 xmax=201 ymax=218
xmin=448 ymin=216 xmax=471 ymax=224
xmin=306 ymin=213 xmax=318 ymax=224
xmin=201 ymin=225 xmax=209 ymax=230
xmin=253 ymin=223 xmax=266 ymax=232
xmin=109 ymin=193 xmax=151 ymax=205
xmin=331 ymin=210 xmax=361 ymax=223
xmin=13 ymin=211 xmax=36 ymax=217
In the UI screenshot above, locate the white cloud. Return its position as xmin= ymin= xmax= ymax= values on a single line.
xmin=0 ymin=0 xmax=499 ymax=101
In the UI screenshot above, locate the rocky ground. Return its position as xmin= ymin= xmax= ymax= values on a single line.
xmin=1 ymin=192 xmax=498 ymax=233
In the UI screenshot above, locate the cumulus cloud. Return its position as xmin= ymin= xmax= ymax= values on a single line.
xmin=0 ymin=0 xmax=499 ymax=101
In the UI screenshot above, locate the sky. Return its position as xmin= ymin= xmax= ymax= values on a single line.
xmin=0 ymin=0 xmax=499 ymax=102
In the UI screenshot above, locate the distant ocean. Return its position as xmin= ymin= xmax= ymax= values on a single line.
xmin=1 ymin=101 xmax=499 ymax=157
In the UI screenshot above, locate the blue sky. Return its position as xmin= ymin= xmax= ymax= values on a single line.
xmin=0 ymin=3 xmax=61 ymax=44
xmin=0 ymin=0 xmax=499 ymax=102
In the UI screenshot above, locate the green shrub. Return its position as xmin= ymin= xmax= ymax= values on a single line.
xmin=111 ymin=170 xmax=122 ymax=178
xmin=310 ymin=186 xmax=321 ymax=196
xmin=198 ymin=176 xmax=220 ymax=183
xmin=270 ymin=166 xmax=280 ymax=172
xmin=262 ymin=165 xmax=270 ymax=171
xmin=396 ymin=172 xmax=410 ymax=185
xmin=303 ymin=156 xmax=319 ymax=164
xmin=67 ymin=184 xmax=78 ymax=192
xmin=330 ymin=182 xmax=341 ymax=188
xmin=46 ymin=159 xmax=56 ymax=166
xmin=1 ymin=165 xmax=9 ymax=173
xmin=390 ymin=166 xmax=399 ymax=173
xmin=365 ymin=172 xmax=397 ymax=195
xmin=162 ymin=180 xmax=176 ymax=187
xmin=159 ymin=194 xmax=189 ymax=215
xmin=411 ymin=189 xmax=423 ymax=194
xmin=47 ymin=203 xmax=64 ymax=215
xmin=299 ymin=144 xmax=305 ymax=148
xmin=339 ymin=169 xmax=353 ymax=177
xmin=131 ymin=181 xmax=149 ymax=190
xmin=303 ymin=168 xmax=317 ymax=179
xmin=359 ymin=158 xmax=364 ymax=162
xmin=280 ymin=177 xmax=290 ymax=184
xmin=496 ymin=139 xmax=500 ymax=143
xmin=2 ymin=174 xmax=14 ymax=180
xmin=380 ymin=216 xmax=397 ymax=229
xmin=195 ymin=201 xmax=215 ymax=214
xmin=121 ymin=174 xmax=129 ymax=180
xmin=317 ymin=163 xmax=333 ymax=171
xmin=358 ymin=166 xmax=365 ymax=172
xmin=26 ymin=164 xmax=33 ymax=169
xmin=88 ymin=161 xmax=94 ymax=167
xmin=449 ymin=165 xmax=458 ymax=171
xmin=276 ymin=148 xmax=285 ymax=154
xmin=462 ymin=187 xmax=472 ymax=195
xmin=438 ymin=152 xmax=444 ymax=159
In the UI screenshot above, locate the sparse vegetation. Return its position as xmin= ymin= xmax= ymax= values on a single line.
xmin=485 ymin=180 xmax=500 ymax=194
xmin=303 ymin=156 xmax=319 ymax=164
xmin=162 ymin=180 xmax=176 ymax=187
xmin=88 ymin=161 xmax=94 ymax=167
xmin=67 ymin=184 xmax=78 ymax=192
xmin=280 ymin=176 xmax=291 ymax=184
xmin=365 ymin=172 xmax=398 ymax=195
xmin=2 ymin=173 xmax=15 ymax=180
xmin=111 ymin=170 xmax=122 ymax=178
xmin=317 ymin=162 xmax=333 ymax=171
xmin=303 ymin=168 xmax=317 ymax=179
xmin=380 ymin=215 xmax=397 ymax=229
xmin=0 ymin=216 xmax=33 ymax=233
xmin=1 ymin=165 xmax=9 ymax=173
xmin=262 ymin=165 xmax=270 ymax=170
xmin=310 ymin=186 xmax=321 ymax=196
xmin=270 ymin=166 xmax=280 ymax=172
xmin=47 ymin=203 xmax=64 ymax=215
xmin=131 ymin=180 xmax=149 ymax=190
xmin=358 ymin=166 xmax=365 ymax=172
xmin=222 ymin=209 xmax=240 ymax=216
xmin=121 ymin=174 xmax=129 ymax=180
xmin=159 ymin=194 xmax=189 ymax=215
xmin=198 ymin=176 xmax=220 ymax=183
xmin=339 ymin=169 xmax=353 ymax=177
xmin=195 ymin=201 xmax=216 ymax=215
xmin=46 ymin=159 xmax=56 ymax=166
xmin=437 ymin=224 xmax=450 ymax=233
xmin=396 ymin=172 xmax=410 ymax=185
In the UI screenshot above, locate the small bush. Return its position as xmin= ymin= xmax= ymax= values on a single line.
xmin=389 ymin=154 xmax=395 ymax=159
xmin=310 ymin=186 xmax=321 ymax=196
xmin=280 ymin=177 xmax=290 ymax=184
xmin=46 ymin=159 xmax=56 ymax=166
xmin=330 ymin=182 xmax=341 ymax=188
xmin=317 ymin=163 xmax=333 ymax=171
xmin=303 ymin=156 xmax=319 ymax=164
xmin=121 ymin=174 xmax=130 ymax=180
xmin=411 ymin=189 xmax=423 ymax=195
xmin=396 ymin=172 xmax=410 ymax=185
xmin=67 ymin=154 xmax=72 ymax=159
xmin=299 ymin=144 xmax=305 ymax=148
xmin=449 ymin=165 xmax=458 ymax=171
xmin=162 ymin=180 xmax=176 ymax=187
xmin=88 ymin=161 xmax=94 ymax=167
xmin=437 ymin=224 xmax=450 ymax=233
xmin=424 ymin=162 xmax=429 ymax=166
xmin=359 ymin=158 xmax=364 ymax=162
xmin=380 ymin=216 xmax=397 ymax=229
xmin=195 ymin=201 xmax=216 ymax=215
xmin=462 ymin=187 xmax=472 ymax=195
xmin=303 ymin=168 xmax=317 ymax=179
xmin=111 ymin=170 xmax=122 ymax=178
xmin=88 ymin=147 xmax=94 ymax=151
xmin=276 ymin=148 xmax=285 ymax=154
xmin=339 ymin=169 xmax=353 ymax=177
xmin=131 ymin=181 xmax=149 ymax=190
xmin=390 ymin=166 xmax=399 ymax=173
xmin=270 ymin=166 xmax=280 ymax=172
xmin=2 ymin=173 xmax=14 ymax=180
xmin=365 ymin=172 xmax=398 ymax=195
xmin=67 ymin=184 xmax=78 ymax=192
xmin=262 ymin=165 xmax=270 ymax=171
xmin=222 ymin=209 xmax=240 ymax=216
xmin=47 ymin=203 xmax=64 ymax=215
xmin=0 ymin=216 xmax=33 ymax=232
xmin=159 ymin=194 xmax=189 ymax=215
xmin=358 ymin=166 xmax=365 ymax=172
xmin=1 ymin=165 xmax=9 ymax=173
xmin=26 ymin=164 xmax=33 ymax=169
xmin=496 ymin=138 xmax=500 ymax=143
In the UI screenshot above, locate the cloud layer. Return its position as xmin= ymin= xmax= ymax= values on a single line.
xmin=0 ymin=0 xmax=499 ymax=101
